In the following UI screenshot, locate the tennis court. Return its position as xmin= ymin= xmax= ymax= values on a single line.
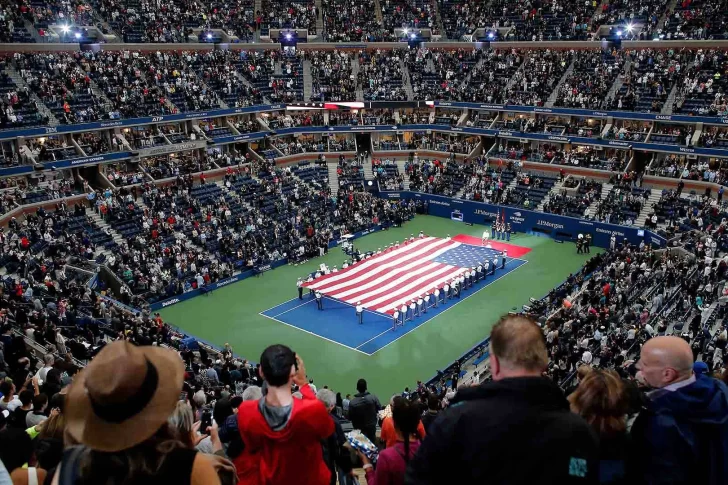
xmin=160 ymin=216 xmax=600 ymax=398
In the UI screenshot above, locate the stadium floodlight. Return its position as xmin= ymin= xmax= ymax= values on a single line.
xmin=60 ymin=25 xmax=70 ymax=34
xmin=285 ymin=33 xmax=293 ymax=40
xmin=616 ymin=30 xmax=622 ymax=37
xmin=487 ymin=32 xmax=495 ymax=40
xmin=409 ymin=32 xmax=416 ymax=39
xmin=403 ymin=28 xmax=409 ymax=35
xmin=207 ymin=33 xmax=213 ymax=40
xmin=74 ymin=32 xmax=82 ymax=39
xmin=626 ymin=23 xmax=634 ymax=33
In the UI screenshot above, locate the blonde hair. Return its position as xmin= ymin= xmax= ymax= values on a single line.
xmin=166 ymin=401 xmax=195 ymax=448
xmin=568 ymin=369 xmax=628 ymax=437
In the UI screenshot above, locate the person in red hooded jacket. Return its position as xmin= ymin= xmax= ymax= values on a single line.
xmin=236 ymin=345 xmax=334 ymax=485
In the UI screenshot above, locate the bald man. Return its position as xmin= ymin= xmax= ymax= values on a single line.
xmin=631 ymin=336 xmax=728 ymax=485
xmin=406 ymin=315 xmax=598 ymax=485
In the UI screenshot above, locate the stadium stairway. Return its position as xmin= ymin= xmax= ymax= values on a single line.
xmin=535 ymin=175 xmax=569 ymax=211
xmin=432 ymin=1 xmax=445 ymax=39
xmin=87 ymin=76 xmax=114 ymax=112
xmin=459 ymin=56 xmax=487 ymax=90
xmin=545 ymin=59 xmax=576 ymax=108
xmin=362 ymin=160 xmax=374 ymax=181
xmin=5 ymin=65 xmax=59 ymax=125
xmin=503 ymin=60 xmax=527 ymax=92
xmin=401 ymin=58 xmax=415 ymax=100
xmin=303 ymin=60 xmax=313 ymax=101
xmin=351 ymin=58 xmax=363 ymax=100
xmin=395 ymin=160 xmax=410 ymax=190
xmin=87 ymin=210 xmax=126 ymax=257
xmin=373 ymin=0 xmax=383 ymax=23
xmin=23 ymin=19 xmax=44 ymax=43
xmin=658 ymin=0 xmax=679 ymax=28
xmin=584 ymin=182 xmax=611 ymax=218
xmin=315 ymin=0 xmax=324 ymax=34
xmin=234 ymin=70 xmax=270 ymax=104
xmin=327 ymin=163 xmax=339 ymax=191
xmin=635 ymin=189 xmax=665 ymax=227
xmin=662 ymin=83 xmax=678 ymax=115
xmin=605 ymin=59 xmax=631 ymax=105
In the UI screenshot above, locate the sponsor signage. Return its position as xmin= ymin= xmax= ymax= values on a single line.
xmin=382 ymin=191 xmax=667 ymax=250
xmin=137 ymin=141 xmax=206 ymax=157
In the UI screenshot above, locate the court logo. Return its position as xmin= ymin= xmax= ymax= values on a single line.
xmin=161 ymin=298 xmax=180 ymax=307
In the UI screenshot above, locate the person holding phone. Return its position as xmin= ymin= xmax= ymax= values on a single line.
xmin=235 ymin=345 xmax=334 ymax=484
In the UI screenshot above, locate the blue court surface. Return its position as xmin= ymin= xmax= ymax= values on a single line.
xmin=260 ymin=257 xmax=528 ymax=355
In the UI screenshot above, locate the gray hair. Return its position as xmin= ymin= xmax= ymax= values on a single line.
xmin=44 ymin=354 xmax=55 ymax=365
xmin=192 ymin=390 xmax=207 ymax=407
xmin=316 ymin=388 xmax=336 ymax=409
xmin=242 ymin=385 xmax=262 ymax=401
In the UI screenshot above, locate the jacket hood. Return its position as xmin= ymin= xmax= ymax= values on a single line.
xmin=238 ymin=398 xmax=295 ymax=440
xmin=651 ymin=375 xmax=728 ymax=425
xmin=452 ymin=376 xmax=569 ymax=412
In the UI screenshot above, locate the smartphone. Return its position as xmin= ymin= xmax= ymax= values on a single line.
xmin=293 ymin=352 xmax=298 ymax=371
xmin=200 ymin=409 xmax=212 ymax=432
xmin=179 ymin=391 xmax=187 ymax=402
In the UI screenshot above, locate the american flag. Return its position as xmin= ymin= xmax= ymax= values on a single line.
xmin=303 ymin=237 xmax=506 ymax=315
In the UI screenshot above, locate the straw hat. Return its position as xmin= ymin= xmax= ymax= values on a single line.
xmin=65 ymin=340 xmax=184 ymax=452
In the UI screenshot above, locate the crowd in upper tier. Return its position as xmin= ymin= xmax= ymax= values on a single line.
xmin=2 ymin=0 xmax=727 ymax=42
xmin=2 ymin=47 xmax=727 ymax=132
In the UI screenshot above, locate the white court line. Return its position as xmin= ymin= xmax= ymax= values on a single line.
xmin=270 ymin=298 xmax=316 ymax=317
xmin=366 ymin=259 xmax=530 ymax=355
xmin=259 ymin=296 xmax=304 ymax=316
xmin=258 ymin=312 xmax=373 ymax=356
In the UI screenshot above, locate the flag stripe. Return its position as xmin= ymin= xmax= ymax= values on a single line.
xmin=314 ymin=238 xmax=458 ymax=293
xmin=338 ymin=262 xmax=449 ymax=304
xmin=331 ymin=260 xmax=443 ymax=301
xmin=373 ymin=267 xmax=467 ymax=313
xmin=303 ymin=237 xmax=441 ymax=290
xmin=325 ymin=241 xmax=462 ymax=299
xmin=301 ymin=236 xmax=502 ymax=315
xmin=368 ymin=265 xmax=465 ymax=312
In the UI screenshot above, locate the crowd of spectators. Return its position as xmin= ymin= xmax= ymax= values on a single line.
xmin=260 ymin=0 xmax=317 ymax=34
xmin=406 ymin=154 xmax=466 ymax=196
xmin=380 ymin=0 xmax=437 ymax=33
xmin=307 ymin=51 xmax=356 ymax=102
xmin=405 ymin=48 xmax=480 ymax=100
xmin=554 ymin=49 xmax=625 ymax=109
xmin=373 ymin=158 xmax=405 ymax=190
xmin=93 ymin=0 xmax=201 ymax=43
xmin=322 ymin=0 xmax=391 ymax=41
xmin=359 ymin=50 xmax=408 ymax=101
xmin=610 ymin=48 xmax=692 ymax=112
xmin=594 ymin=182 xmax=647 ymax=225
xmin=0 ymin=210 xmax=725 ymax=485
xmin=506 ymin=49 xmax=573 ymax=106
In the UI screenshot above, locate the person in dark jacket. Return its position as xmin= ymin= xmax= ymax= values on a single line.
xmin=420 ymin=394 xmax=440 ymax=435
xmin=630 ymin=336 xmax=728 ymax=485
xmin=348 ymin=378 xmax=381 ymax=443
xmin=405 ymin=315 xmax=599 ymax=485
xmin=317 ymin=388 xmax=354 ymax=485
